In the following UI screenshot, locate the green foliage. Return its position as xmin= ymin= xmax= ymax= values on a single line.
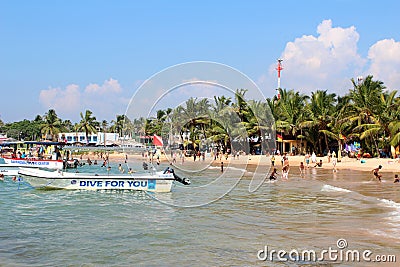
xmin=3 ymin=75 xmax=400 ymax=157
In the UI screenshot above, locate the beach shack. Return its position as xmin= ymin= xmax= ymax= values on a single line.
xmin=276 ymin=133 xmax=307 ymax=155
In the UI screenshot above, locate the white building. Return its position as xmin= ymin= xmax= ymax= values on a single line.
xmin=58 ymin=132 xmax=119 ymax=146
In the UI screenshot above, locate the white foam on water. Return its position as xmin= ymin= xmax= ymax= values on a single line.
xmin=378 ymin=198 xmax=400 ymax=209
xmin=321 ymin=184 xmax=352 ymax=193
xmin=377 ymin=198 xmax=400 ymax=231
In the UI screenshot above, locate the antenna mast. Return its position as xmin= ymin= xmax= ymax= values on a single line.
xmin=276 ymin=59 xmax=283 ymax=99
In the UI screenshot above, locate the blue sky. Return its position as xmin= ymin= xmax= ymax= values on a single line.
xmin=1 ymin=0 xmax=400 ymax=123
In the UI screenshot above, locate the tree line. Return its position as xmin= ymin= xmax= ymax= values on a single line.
xmin=0 ymin=110 xmax=137 ymax=144
xmin=145 ymin=75 xmax=400 ymax=157
xmin=1 ymin=75 xmax=399 ymax=156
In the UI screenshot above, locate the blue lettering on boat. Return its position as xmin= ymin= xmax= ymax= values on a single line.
xmin=79 ymin=181 xmax=103 ymax=187
xmin=10 ymin=160 xmax=49 ymax=166
xmin=104 ymin=180 xmax=124 ymax=187
xmin=127 ymin=180 xmax=147 ymax=187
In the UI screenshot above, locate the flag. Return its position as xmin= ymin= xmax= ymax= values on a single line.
xmin=153 ymin=135 xmax=164 ymax=147
xmin=277 ymin=134 xmax=283 ymax=142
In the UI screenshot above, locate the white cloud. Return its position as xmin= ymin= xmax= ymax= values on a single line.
xmin=260 ymin=19 xmax=400 ymax=97
xmin=85 ymin=78 xmax=122 ymax=94
xmin=262 ymin=19 xmax=367 ymax=96
xmin=39 ymin=78 xmax=127 ymax=122
xmin=367 ymin=39 xmax=400 ymax=90
xmin=39 ymin=84 xmax=81 ymax=115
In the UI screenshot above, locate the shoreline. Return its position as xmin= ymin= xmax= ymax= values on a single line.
xmin=80 ymin=152 xmax=400 ymax=174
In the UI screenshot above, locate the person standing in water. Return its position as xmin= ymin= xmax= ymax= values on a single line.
xmin=304 ymin=153 xmax=310 ymax=168
xmin=332 ymin=155 xmax=337 ymax=172
xmin=282 ymin=165 xmax=289 ymax=180
xmin=372 ymin=165 xmax=382 ymax=182
xmin=299 ymin=162 xmax=305 ymax=176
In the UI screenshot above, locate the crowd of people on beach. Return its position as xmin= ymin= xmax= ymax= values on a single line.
xmin=22 ymin=147 xmax=398 ymax=184
xmin=268 ymin=151 xmax=400 ymax=184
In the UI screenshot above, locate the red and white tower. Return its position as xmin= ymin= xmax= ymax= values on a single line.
xmin=275 ymin=59 xmax=283 ymax=99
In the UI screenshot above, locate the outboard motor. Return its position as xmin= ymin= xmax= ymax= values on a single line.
xmin=173 ymin=173 xmax=191 ymax=185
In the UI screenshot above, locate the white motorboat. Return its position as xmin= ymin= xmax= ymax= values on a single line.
xmin=18 ymin=167 xmax=190 ymax=192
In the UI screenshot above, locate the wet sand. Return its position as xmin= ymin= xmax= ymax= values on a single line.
xmin=83 ymin=151 xmax=400 ymax=174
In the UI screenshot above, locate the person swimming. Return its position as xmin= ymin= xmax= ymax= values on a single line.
xmin=314 ymin=159 xmax=323 ymax=167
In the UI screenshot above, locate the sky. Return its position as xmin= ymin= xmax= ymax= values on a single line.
xmin=1 ymin=0 xmax=400 ymax=123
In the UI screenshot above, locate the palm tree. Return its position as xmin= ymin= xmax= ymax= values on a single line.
xmin=353 ymin=90 xmax=400 ymax=157
xmin=319 ymin=102 xmax=353 ymax=162
xmin=41 ymin=109 xmax=62 ymax=141
xmin=111 ymin=115 xmax=125 ymax=137
xmin=101 ymin=120 xmax=108 ymax=146
xmin=346 ymin=75 xmax=386 ymax=155
xmin=301 ymin=90 xmax=336 ymax=154
xmin=276 ymin=88 xmax=309 ymax=138
xmin=61 ymin=119 xmax=74 ymax=132
xmin=76 ymin=110 xmax=98 ymax=145
xmin=173 ymin=97 xmax=211 ymax=151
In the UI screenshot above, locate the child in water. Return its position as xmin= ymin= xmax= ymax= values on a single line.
xmin=299 ymin=162 xmax=305 ymax=175
xmin=282 ymin=165 xmax=289 ymax=180
xmin=372 ymin=165 xmax=382 ymax=182
xmin=269 ymin=168 xmax=278 ymax=181
xmin=394 ymin=174 xmax=399 ymax=183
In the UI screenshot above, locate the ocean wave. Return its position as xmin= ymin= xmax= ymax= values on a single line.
xmin=378 ymin=198 xmax=400 ymax=209
xmin=321 ymin=184 xmax=352 ymax=193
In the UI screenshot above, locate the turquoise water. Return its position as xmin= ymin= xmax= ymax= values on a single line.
xmin=1 ymin=158 xmax=400 ymax=266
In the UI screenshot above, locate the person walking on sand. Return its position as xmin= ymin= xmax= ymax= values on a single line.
xmin=311 ymin=152 xmax=317 ymax=164
xmin=372 ymin=165 xmax=382 ymax=182
xmin=271 ymin=155 xmax=275 ymax=166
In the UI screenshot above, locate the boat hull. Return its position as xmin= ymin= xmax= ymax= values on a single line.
xmin=18 ymin=168 xmax=174 ymax=192
xmin=0 ymin=168 xmax=19 ymax=176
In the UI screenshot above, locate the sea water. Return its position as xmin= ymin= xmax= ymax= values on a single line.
xmin=1 ymin=158 xmax=400 ymax=266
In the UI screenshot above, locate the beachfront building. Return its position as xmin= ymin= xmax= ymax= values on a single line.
xmin=58 ymin=132 xmax=119 ymax=146
xmin=276 ymin=133 xmax=307 ymax=155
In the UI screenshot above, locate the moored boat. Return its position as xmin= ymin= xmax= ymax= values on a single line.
xmin=18 ymin=167 xmax=190 ymax=192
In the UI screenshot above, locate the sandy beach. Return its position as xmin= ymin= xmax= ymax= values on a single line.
xmin=82 ymin=151 xmax=400 ymax=174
